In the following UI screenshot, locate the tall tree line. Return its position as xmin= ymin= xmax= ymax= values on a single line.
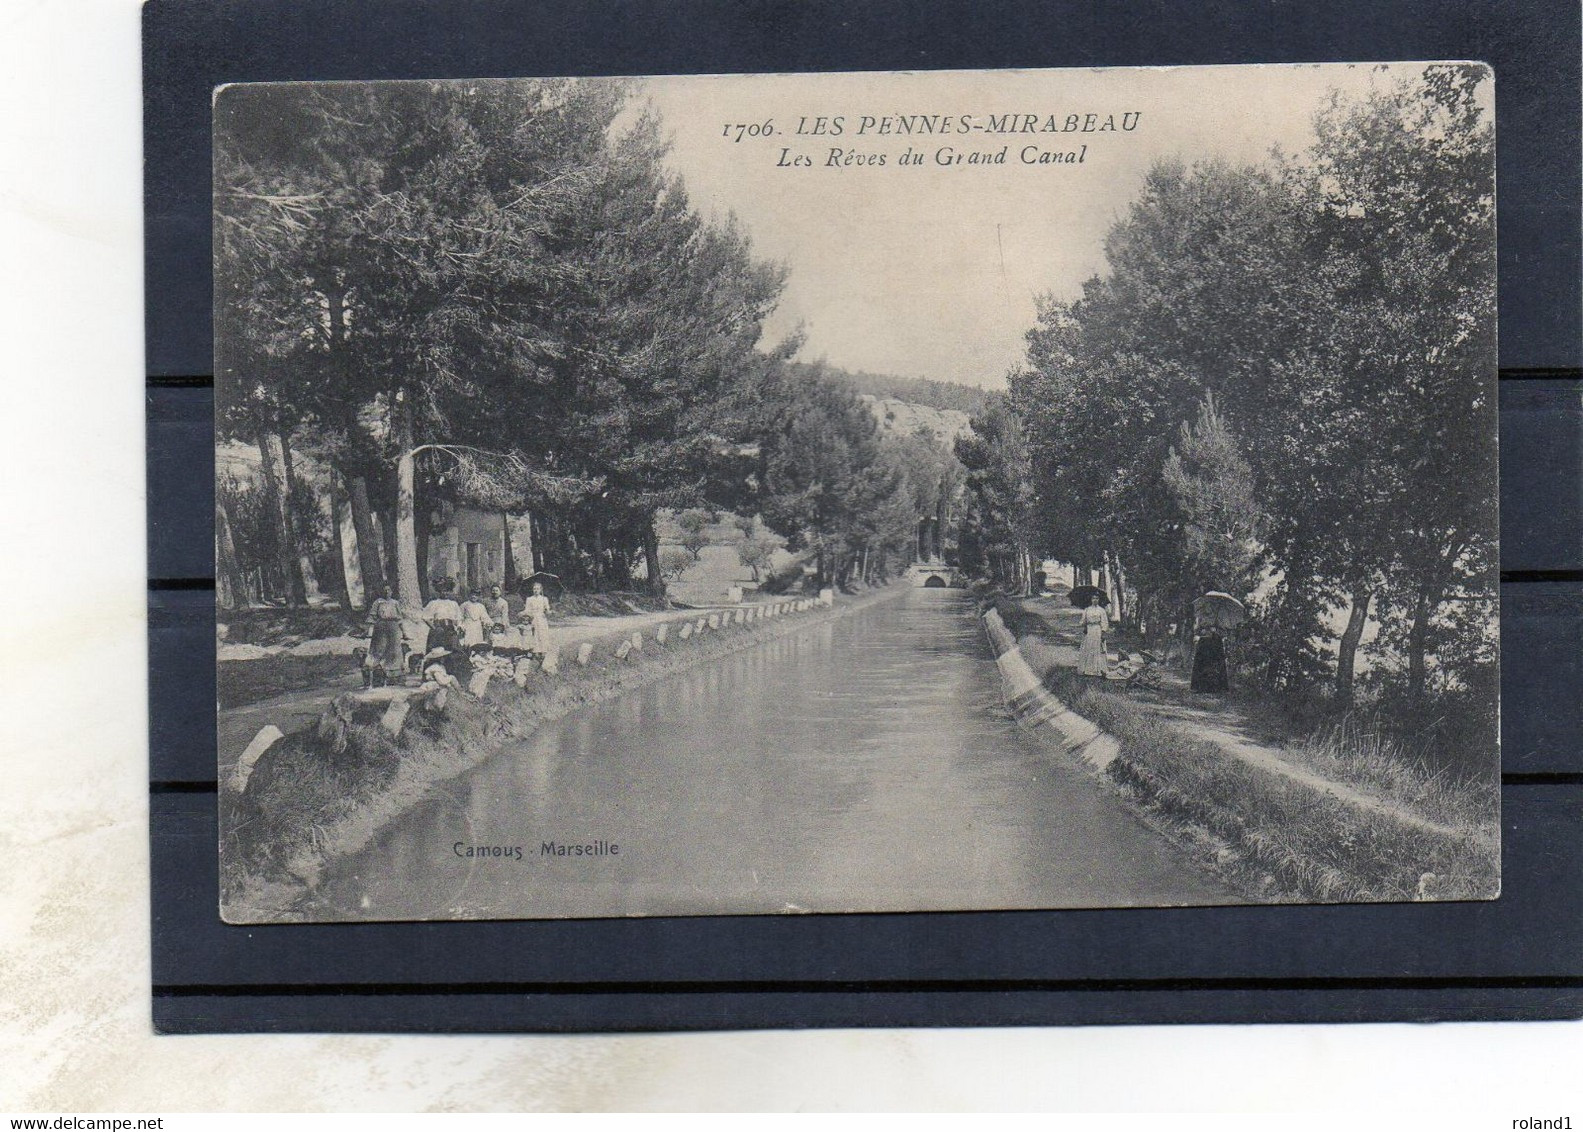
xmin=214 ymin=79 xmax=953 ymax=609
xmin=216 ymin=80 xmax=777 ymax=606
xmin=981 ymin=65 xmax=1496 ymax=710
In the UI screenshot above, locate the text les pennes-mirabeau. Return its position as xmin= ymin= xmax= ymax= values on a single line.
xmin=793 ymin=112 xmax=1141 ymax=137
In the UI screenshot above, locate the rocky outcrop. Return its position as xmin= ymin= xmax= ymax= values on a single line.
xmin=859 ymin=395 xmax=973 ymax=446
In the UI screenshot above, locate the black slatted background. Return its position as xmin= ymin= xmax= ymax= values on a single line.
xmin=146 ymin=0 xmax=1583 ymax=1031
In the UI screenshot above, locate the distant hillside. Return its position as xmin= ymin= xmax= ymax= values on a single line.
xmin=788 ymin=361 xmax=991 ymax=416
xmin=859 ymin=395 xmax=973 ymax=449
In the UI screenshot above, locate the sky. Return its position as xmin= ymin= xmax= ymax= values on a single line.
xmin=639 ymin=64 xmax=1424 ymax=390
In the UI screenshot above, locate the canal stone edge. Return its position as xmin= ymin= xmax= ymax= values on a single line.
xmin=982 ymin=608 xmax=1121 ymax=771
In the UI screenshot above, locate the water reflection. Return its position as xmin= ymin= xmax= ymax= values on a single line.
xmin=317 ymin=589 xmax=1232 ymax=919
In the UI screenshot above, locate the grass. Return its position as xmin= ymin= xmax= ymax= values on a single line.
xmin=218 ymin=653 xmax=357 ymax=710
xmin=1278 ymin=710 xmax=1499 ymax=831
xmin=222 ymin=605 xmax=364 ymax=646
xmin=997 ymin=593 xmax=1499 ymax=832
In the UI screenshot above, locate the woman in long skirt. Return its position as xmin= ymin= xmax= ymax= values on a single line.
xmin=1191 ymin=630 xmax=1229 ymax=693
xmin=363 ymin=585 xmax=406 ymax=687
xmin=1077 ymin=598 xmax=1109 ymax=677
xmin=422 ymin=578 xmax=469 ymax=680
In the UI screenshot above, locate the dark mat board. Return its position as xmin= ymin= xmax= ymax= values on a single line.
xmin=153 ymin=786 xmax=1577 ymax=990
xmin=147 ymin=0 xmax=1582 ymax=1029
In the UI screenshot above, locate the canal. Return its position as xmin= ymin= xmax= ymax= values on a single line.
xmin=315 ymin=587 xmax=1234 ymax=920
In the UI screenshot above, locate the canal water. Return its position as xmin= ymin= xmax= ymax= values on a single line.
xmin=316 ymin=588 xmax=1233 ymax=920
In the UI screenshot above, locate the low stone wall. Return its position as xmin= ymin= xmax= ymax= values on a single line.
xmin=982 ymin=607 xmax=1119 ymax=771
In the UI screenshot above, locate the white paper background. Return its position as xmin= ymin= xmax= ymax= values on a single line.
xmin=1 ymin=0 xmax=1578 ymax=1113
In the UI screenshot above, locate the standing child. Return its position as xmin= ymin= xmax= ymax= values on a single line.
xmin=460 ymin=589 xmax=490 ymax=653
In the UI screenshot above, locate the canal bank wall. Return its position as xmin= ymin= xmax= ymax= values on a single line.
xmin=982 ymin=607 xmax=1120 ymax=771
xmin=224 ymin=584 xmax=908 ymax=922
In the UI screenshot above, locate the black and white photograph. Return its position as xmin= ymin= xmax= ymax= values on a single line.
xmin=213 ymin=63 xmax=1499 ymax=924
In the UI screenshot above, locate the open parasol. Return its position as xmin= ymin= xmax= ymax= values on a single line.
xmin=522 ymin=571 xmax=564 ymax=597
xmin=1069 ymin=585 xmax=1109 ymax=609
xmin=1193 ymin=591 xmax=1246 ymax=630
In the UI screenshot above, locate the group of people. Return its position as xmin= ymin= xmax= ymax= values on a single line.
xmin=1074 ymin=591 xmax=1230 ymax=694
xmin=360 ymin=578 xmax=552 ymax=687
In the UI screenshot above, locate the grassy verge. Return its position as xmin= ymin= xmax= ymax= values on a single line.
xmin=221 ymin=587 xmax=899 ymax=922
xmin=1269 ymin=710 xmax=1499 ymax=832
xmin=1038 ymin=662 xmax=1499 ymax=903
xmin=218 ymin=653 xmax=358 ymax=709
xmin=988 ymin=596 xmax=1500 ymax=903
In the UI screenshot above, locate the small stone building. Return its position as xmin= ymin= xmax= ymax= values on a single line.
xmin=426 ymin=502 xmax=511 ymax=593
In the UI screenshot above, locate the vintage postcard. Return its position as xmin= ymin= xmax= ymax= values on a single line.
xmin=214 ymin=63 xmax=1498 ymax=923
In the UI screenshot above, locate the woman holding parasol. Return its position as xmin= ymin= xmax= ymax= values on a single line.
xmin=1190 ymin=591 xmax=1244 ymax=694
xmin=1072 ymin=585 xmax=1109 ymax=677
xmin=521 ymin=573 xmax=558 ymax=668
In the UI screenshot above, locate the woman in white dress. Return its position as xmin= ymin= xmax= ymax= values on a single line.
xmin=522 ymin=580 xmax=552 ymax=662
xmin=459 ymin=589 xmax=490 ymax=652
xmin=1077 ymin=596 xmax=1109 ymax=677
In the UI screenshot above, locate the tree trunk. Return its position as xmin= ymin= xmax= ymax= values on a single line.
xmin=504 ymin=511 xmax=535 ymax=587
xmin=1407 ymin=582 xmax=1433 ymax=709
xmin=590 ymin=525 xmax=606 ymax=590
xmin=254 ymin=428 xmax=293 ymax=602
xmin=642 ymin=517 xmax=665 ymax=597
xmin=1107 ymin=552 xmax=1127 ymax=625
xmin=609 ymin=542 xmax=632 ymax=588
xmin=935 ymin=487 xmax=948 ymax=561
xmin=347 ymin=475 xmax=386 ymax=595
xmin=1263 ymin=569 xmax=1302 ymax=690
xmin=393 ymin=400 xmax=423 ymax=611
xmin=1334 ymin=583 xmax=1372 ymax=705
xmin=563 ymin=525 xmax=582 ymax=587
xmin=328 ymin=472 xmax=359 ymax=611
xmin=377 ymin=506 xmax=400 ymax=600
xmin=275 ymin=431 xmax=316 ymax=602
xmin=533 ymin=512 xmax=553 ymax=577
xmin=215 ymin=499 xmax=249 ymax=611
xmin=502 ymin=512 xmax=517 ymax=589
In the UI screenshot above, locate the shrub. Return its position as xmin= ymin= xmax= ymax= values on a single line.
xmin=659 ymin=546 xmax=695 ymax=580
